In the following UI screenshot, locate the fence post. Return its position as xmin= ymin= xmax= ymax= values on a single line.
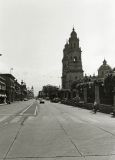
xmin=83 ymin=86 xmax=87 ymax=103
xmin=71 ymin=91 xmax=73 ymax=99
xmin=66 ymin=91 xmax=69 ymax=99
xmin=95 ymin=85 xmax=100 ymax=104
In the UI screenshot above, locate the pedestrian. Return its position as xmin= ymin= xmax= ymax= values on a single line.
xmin=93 ymin=101 xmax=98 ymax=113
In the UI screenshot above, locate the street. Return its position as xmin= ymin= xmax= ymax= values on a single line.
xmin=0 ymin=100 xmax=115 ymax=160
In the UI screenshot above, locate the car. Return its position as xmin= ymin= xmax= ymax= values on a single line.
xmin=45 ymin=97 xmax=50 ymax=100
xmin=24 ymin=98 xmax=28 ymax=101
xmin=50 ymin=98 xmax=60 ymax=103
xmin=39 ymin=99 xmax=45 ymax=104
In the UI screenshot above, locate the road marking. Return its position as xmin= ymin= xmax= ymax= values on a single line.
xmin=34 ymin=106 xmax=38 ymax=116
xmin=0 ymin=114 xmax=14 ymax=116
xmin=10 ymin=116 xmax=21 ymax=123
xmin=0 ymin=116 xmax=9 ymax=122
xmin=27 ymin=117 xmax=35 ymax=121
xmin=20 ymin=104 xmax=33 ymax=115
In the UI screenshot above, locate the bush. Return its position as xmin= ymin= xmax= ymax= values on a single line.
xmin=99 ymin=104 xmax=113 ymax=114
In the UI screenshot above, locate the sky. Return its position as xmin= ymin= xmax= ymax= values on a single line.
xmin=0 ymin=0 xmax=115 ymax=95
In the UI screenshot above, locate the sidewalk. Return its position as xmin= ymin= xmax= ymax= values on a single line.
xmin=0 ymin=102 xmax=7 ymax=106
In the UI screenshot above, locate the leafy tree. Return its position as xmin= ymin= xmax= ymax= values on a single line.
xmin=42 ymin=85 xmax=59 ymax=99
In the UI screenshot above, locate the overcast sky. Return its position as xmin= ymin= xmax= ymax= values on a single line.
xmin=0 ymin=0 xmax=115 ymax=95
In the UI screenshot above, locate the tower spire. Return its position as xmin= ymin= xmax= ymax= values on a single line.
xmin=62 ymin=28 xmax=83 ymax=89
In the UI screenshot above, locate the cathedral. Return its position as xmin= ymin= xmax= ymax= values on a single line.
xmin=62 ymin=28 xmax=83 ymax=89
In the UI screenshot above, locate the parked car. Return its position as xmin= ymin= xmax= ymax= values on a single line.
xmin=51 ymin=98 xmax=60 ymax=103
xmin=24 ymin=98 xmax=28 ymax=101
xmin=46 ymin=97 xmax=50 ymax=100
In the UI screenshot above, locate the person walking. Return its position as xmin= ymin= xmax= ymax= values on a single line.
xmin=93 ymin=101 xmax=99 ymax=113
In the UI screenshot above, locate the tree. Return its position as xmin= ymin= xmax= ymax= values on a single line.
xmin=42 ymin=85 xmax=59 ymax=99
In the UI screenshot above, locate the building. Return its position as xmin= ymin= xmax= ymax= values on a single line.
xmin=14 ymin=80 xmax=21 ymax=101
xmin=98 ymin=59 xmax=112 ymax=79
xmin=27 ymin=86 xmax=34 ymax=99
xmin=0 ymin=76 xmax=6 ymax=104
xmin=62 ymin=28 xmax=83 ymax=89
xmin=20 ymin=81 xmax=27 ymax=100
xmin=0 ymin=74 xmax=15 ymax=103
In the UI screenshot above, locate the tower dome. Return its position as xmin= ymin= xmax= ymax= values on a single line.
xmin=98 ymin=59 xmax=112 ymax=78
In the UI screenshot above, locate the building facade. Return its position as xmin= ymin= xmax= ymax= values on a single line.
xmin=62 ymin=28 xmax=83 ymax=89
xmin=20 ymin=81 xmax=27 ymax=100
xmin=0 ymin=76 xmax=6 ymax=103
xmin=27 ymin=86 xmax=34 ymax=99
xmin=14 ymin=80 xmax=21 ymax=101
xmin=0 ymin=74 xmax=15 ymax=103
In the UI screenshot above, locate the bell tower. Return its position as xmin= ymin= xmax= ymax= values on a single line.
xmin=62 ymin=28 xmax=83 ymax=89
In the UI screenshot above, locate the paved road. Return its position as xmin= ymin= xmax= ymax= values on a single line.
xmin=0 ymin=100 xmax=115 ymax=160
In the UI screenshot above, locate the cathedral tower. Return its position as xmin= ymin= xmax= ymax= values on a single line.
xmin=62 ymin=28 xmax=83 ymax=89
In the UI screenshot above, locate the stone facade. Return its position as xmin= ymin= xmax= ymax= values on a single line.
xmin=0 ymin=76 xmax=6 ymax=103
xmin=0 ymin=74 xmax=15 ymax=103
xmin=62 ymin=28 xmax=83 ymax=89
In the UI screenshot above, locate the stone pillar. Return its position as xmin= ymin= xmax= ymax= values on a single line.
xmin=76 ymin=89 xmax=79 ymax=97
xmin=70 ymin=91 xmax=73 ymax=99
xmin=4 ymin=97 xmax=6 ymax=104
xmin=65 ymin=92 xmax=67 ymax=99
xmin=66 ymin=92 xmax=69 ymax=99
xmin=95 ymin=85 xmax=100 ymax=104
xmin=83 ymin=87 xmax=87 ymax=103
xmin=63 ymin=92 xmax=66 ymax=98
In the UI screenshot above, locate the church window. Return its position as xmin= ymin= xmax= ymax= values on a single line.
xmin=74 ymin=43 xmax=76 ymax=48
xmin=73 ymin=56 xmax=77 ymax=62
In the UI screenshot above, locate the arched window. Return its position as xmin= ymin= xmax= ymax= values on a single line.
xmin=101 ymin=71 xmax=104 ymax=76
xmin=73 ymin=56 xmax=77 ymax=62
